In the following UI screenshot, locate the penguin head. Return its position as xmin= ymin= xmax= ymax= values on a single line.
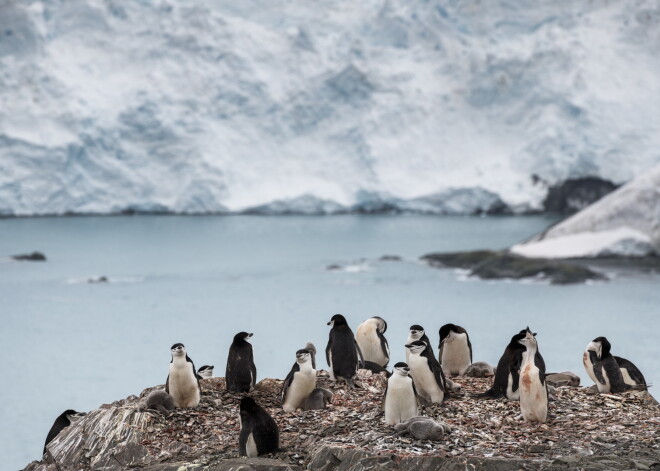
xmin=409 ymin=325 xmax=425 ymax=340
xmin=372 ymin=316 xmax=387 ymax=333
xmin=405 ymin=340 xmax=427 ymax=355
xmin=234 ymin=332 xmax=253 ymax=344
xmin=295 ymin=349 xmax=312 ymax=364
xmin=239 ymin=396 xmax=258 ymax=415
xmin=439 ymin=323 xmax=465 ymax=342
xmin=518 ymin=327 xmax=538 ymax=348
xmin=588 ymin=337 xmax=610 ymax=358
xmin=393 ymin=362 xmax=410 ymax=376
xmin=328 ymin=314 xmax=347 ymax=327
xmin=198 ymin=365 xmax=214 ymax=378
xmin=170 ymin=343 xmax=186 ymax=357
xmin=62 ymin=410 xmax=85 ymax=424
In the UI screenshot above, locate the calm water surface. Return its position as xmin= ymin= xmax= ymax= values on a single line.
xmin=1 ymin=215 xmax=658 ymax=470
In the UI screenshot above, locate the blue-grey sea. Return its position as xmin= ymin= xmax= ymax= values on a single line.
xmin=2 ymin=215 xmax=659 ymax=471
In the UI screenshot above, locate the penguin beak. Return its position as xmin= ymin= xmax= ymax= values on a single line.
xmin=327 ymin=320 xmax=334 ymax=327
xmin=404 ymin=343 xmax=413 ymax=349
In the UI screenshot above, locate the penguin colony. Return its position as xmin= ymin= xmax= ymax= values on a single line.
xmin=43 ymin=318 xmax=649 ymax=459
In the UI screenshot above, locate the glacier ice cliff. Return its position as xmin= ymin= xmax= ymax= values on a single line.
xmin=1 ymin=0 xmax=660 ymax=215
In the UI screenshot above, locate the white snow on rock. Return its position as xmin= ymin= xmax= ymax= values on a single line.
xmin=511 ymin=164 xmax=660 ymax=257
xmin=1 ymin=1 xmax=660 ymax=215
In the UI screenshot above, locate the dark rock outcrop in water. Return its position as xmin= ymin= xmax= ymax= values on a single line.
xmin=543 ymin=177 xmax=618 ymax=214
xmin=24 ymin=374 xmax=659 ymax=471
xmin=12 ymin=251 xmax=46 ymax=261
xmin=422 ymin=250 xmax=606 ymax=284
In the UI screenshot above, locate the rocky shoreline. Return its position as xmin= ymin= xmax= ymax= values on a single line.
xmin=25 ymin=372 xmax=659 ymax=471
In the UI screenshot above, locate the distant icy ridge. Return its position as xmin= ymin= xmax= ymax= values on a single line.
xmin=1 ymin=0 xmax=660 ymax=216
xmin=511 ymin=164 xmax=660 ymax=258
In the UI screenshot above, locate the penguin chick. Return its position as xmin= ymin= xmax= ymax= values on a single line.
xmin=393 ymin=416 xmax=451 ymax=441
xmin=303 ymin=388 xmax=333 ymax=410
xmin=138 ymin=390 xmax=175 ymax=415
xmin=545 ymin=371 xmax=580 ymax=387
xmin=304 ymin=342 xmax=317 ymax=370
xmin=464 ymin=361 xmax=496 ymax=378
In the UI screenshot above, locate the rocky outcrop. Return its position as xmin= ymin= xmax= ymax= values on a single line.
xmin=543 ymin=177 xmax=618 ymax=214
xmin=23 ymin=375 xmax=660 ymax=471
xmin=11 ymin=251 xmax=46 ymax=261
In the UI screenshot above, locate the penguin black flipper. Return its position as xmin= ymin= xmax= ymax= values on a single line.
xmin=614 ymin=355 xmax=647 ymax=387
xmin=589 ymin=350 xmax=607 ymax=385
xmin=420 ymin=333 xmax=434 ymax=358
xmin=377 ymin=329 xmax=390 ymax=366
xmin=355 ymin=339 xmax=365 ymax=368
xmin=281 ymin=362 xmax=300 ymax=403
xmin=325 ymin=334 xmax=332 ymax=368
xmin=602 ymin=356 xmax=629 ymax=393
xmin=510 ymin=350 xmax=523 ymax=393
xmin=249 ymin=347 xmax=257 ymax=389
xmin=534 ymin=350 xmax=547 ymax=386
xmin=422 ymin=349 xmax=448 ymax=399
xmin=186 ymin=354 xmax=201 ymax=388
xmin=165 ymin=374 xmax=170 ymax=394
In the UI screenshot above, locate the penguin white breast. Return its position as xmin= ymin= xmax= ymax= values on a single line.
xmin=519 ymin=356 xmax=547 ymax=423
xmin=385 ymin=375 xmax=418 ymax=425
xmin=169 ymin=360 xmax=200 ymax=408
xmin=620 ymin=368 xmax=636 ymax=387
xmin=356 ymin=323 xmax=388 ymax=366
xmin=246 ymin=432 xmax=258 ymax=457
xmin=441 ymin=333 xmax=471 ymax=375
xmin=283 ymin=368 xmax=316 ymax=412
xmin=408 ymin=354 xmax=444 ymax=403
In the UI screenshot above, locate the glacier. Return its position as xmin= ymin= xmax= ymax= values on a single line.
xmin=1 ymin=0 xmax=660 ymax=216
xmin=511 ymin=163 xmax=660 ymax=257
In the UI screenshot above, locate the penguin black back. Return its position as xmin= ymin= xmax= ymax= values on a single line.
xmin=239 ymin=397 xmax=279 ymax=457
xmin=226 ymin=332 xmax=257 ymax=392
xmin=481 ymin=329 xmax=527 ymax=398
xmin=43 ymin=409 xmax=80 ymax=455
xmin=326 ymin=314 xmax=363 ymax=387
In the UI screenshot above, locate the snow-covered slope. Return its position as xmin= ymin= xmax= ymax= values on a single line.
xmin=511 ymin=164 xmax=660 ymax=257
xmin=1 ymin=0 xmax=660 ymax=215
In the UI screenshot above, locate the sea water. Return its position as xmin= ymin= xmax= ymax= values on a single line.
xmin=1 ymin=215 xmax=658 ymax=470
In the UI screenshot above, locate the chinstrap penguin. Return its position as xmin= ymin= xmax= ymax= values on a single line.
xmin=383 ymin=362 xmax=419 ymax=425
xmin=303 ymin=388 xmax=333 ymax=410
xmin=518 ymin=328 xmax=547 ymax=423
xmin=43 ymin=410 xmax=85 ymax=456
xmin=239 ymin=397 xmax=279 ymax=457
xmin=281 ymin=349 xmax=317 ymax=412
xmin=355 ymin=316 xmax=390 ymax=371
xmin=166 ymin=343 xmax=201 ymax=408
xmin=226 ymin=332 xmax=257 ymax=392
xmin=583 ymin=337 xmax=645 ymax=393
xmin=405 ymin=340 xmax=448 ymax=404
xmin=197 ymin=365 xmax=214 ymax=379
xmin=438 ymin=323 xmax=472 ymax=376
xmin=405 ymin=325 xmax=434 ymax=364
xmin=326 ymin=314 xmax=364 ymax=388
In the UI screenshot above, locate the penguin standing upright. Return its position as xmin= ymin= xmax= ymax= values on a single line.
xmin=383 ymin=362 xmax=420 ymax=425
xmin=226 ymin=332 xmax=257 ymax=392
xmin=438 ymin=323 xmax=472 ymax=376
xmin=480 ymin=328 xmax=544 ymax=400
xmin=238 ymin=397 xmax=279 ymax=457
xmin=43 ymin=410 xmax=85 ymax=455
xmin=281 ymin=349 xmax=317 ymax=412
xmin=355 ymin=317 xmax=390 ymax=370
xmin=405 ymin=325 xmax=433 ymax=364
xmin=166 ymin=343 xmax=201 ymax=408
xmin=518 ymin=328 xmax=547 ymax=423
xmin=405 ymin=340 xmax=448 ymax=404
xmin=326 ymin=314 xmax=363 ymax=388
xmin=583 ymin=337 xmax=643 ymax=393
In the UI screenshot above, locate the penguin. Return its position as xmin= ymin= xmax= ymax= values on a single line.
xmin=226 ymin=332 xmax=257 ymax=392
xmin=138 ymin=390 xmax=175 ymax=415
xmin=614 ymin=356 xmax=647 ymax=389
xmin=304 ymin=341 xmax=317 ymax=369
xmin=303 ymin=388 xmax=333 ymax=410
xmin=355 ymin=316 xmax=390 ymax=370
xmin=438 ymin=323 xmax=473 ymax=376
xmin=326 ymin=314 xmax=364 ymax=388
xmin=238 ymin=397 xmax=279 ymax=457
xmin=405 ymin=340 xmax=448 ymax=404
xmin=464 ymin=362 xmax=496 ymax=378
xmin=583 ymin=337 xmax=644 ymax=393
xmin=197 ymin=365 xmax=214 ymax=379
xmin=43 ymin=410 xmax=85 ymax=455
xmin=281 ymin=349 xmax=317 ymax=412
xmin=165 ymin=343 xmax=201 ymax=408
xmin=545 ymin=371 xmax=580 ymax=387
xmin=518 ymin=328 xmax=547 ymax=423
xmin=393 ymin=416 xmax=452 ymax=441
xmin=480 ymin=328 xmax=545 ymax=400
xmin=383 ymin=362 xmax=420 ymax=425
xmin=405 ymin=325 xmax=434 ymax=364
